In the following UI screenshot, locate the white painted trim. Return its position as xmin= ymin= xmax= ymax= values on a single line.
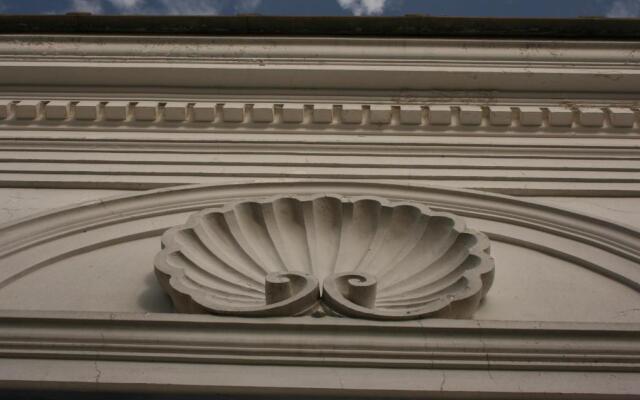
xmin=0 ymin=99 xmax=638 ymax=130
xmin=0 ymin=310 xmax=637 ymax=371
xmin=0 ymin=310 xmax=638 ymax=397
xmin=0 ymin=35 xmax=639 ymax=93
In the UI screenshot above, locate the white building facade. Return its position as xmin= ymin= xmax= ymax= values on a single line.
xmin=0 ymin=16 xmax=639 ymax=399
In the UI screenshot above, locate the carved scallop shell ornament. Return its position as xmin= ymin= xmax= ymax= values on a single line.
xmin=154 ymin=195 xmax=495 ymax=320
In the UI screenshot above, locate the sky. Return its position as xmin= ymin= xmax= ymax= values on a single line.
xmin=0 ymin=0 xmax=638 ymax=18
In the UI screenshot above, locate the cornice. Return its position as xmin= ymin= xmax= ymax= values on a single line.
xmin=1 ymin=99 xmax=638 ymax=131
xmin=0 ymin=35 xmax=639 ymax=93
xmin=1 ymin=35 xmax=639 ymax=65
xmin=2 ymin=15 xmax=640 ymax=39
xmin=1 ymin=98 xmax=638 ymax=194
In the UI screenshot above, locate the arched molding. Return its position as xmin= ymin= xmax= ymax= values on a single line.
xmin=0 ymin=180 xmax=638 ymax=294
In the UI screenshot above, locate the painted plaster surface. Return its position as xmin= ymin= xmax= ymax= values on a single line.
xmin=0 ymin=188 xmax=130 ymax=224
xmin=529 ymin=197 xmax=640 ymax=229
xmin=0 ymin=32 xmax=639 ymax=397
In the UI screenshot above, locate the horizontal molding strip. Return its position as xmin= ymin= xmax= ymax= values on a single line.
xmin=1 ymin=163 xmax=637 ymax=181
xmin=1 ymin=36 xmax=639 ymax=94
xmin=2 ymin=175 xmax=638 ymax=195
xmin=4 ymin=63 xmax=640 ymax=94
xmin=0 ymin=311 xmax=638 ymax=372
xmin=0 ymin=100 xmax=638 ymax=132
xmin=3 ymin=131 xmax=639 ymax=147
xmin=1 ymin=36 xmax=638 ymax=65
xmin=2 ymin=139 xmax=640 ymax=159
xmin=3 ymin=152 xmax=638 ymax=170
xmin=0 ymin=143 xmax=638 ymax=194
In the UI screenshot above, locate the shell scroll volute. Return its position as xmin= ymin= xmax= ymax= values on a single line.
xmin=154 ymin=209 xmax=320 ymax=316
xmin=154 ymin=195 xmax=495 ymax=320
xmin=323 ymin=230 xmax=495 ymax=320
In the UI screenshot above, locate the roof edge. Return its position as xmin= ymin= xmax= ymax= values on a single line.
xmin=0 ymin=15 xmax=639 ymax=39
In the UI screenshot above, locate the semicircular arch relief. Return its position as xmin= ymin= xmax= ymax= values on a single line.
xmin=0 ymin=180 xmax=638 ymax=321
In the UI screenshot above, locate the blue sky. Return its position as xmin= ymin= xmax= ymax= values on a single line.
xmin=0 ymin=0 xmax=638 ymax=18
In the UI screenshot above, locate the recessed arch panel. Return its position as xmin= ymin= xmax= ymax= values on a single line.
xmin=0 ymin=181 xmax=638 ymax=322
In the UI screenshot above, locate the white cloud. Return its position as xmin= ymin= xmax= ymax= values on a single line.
xmin=109 ymin=0 xmax=145 ymax=11
xmin=155 ymin=0 xmax=221 ymax=15
xmin=235 ymin=0 xmax=261 ymax=13
xmin=71 ymin=0 xmax=104 ymax=14
xmin=607 ymin=0 xmax=640 ymax=17
xmin=337 ymin=0 xmax=387 ymax=16
xmin=68 ymin=0 xmax=221 ymax=15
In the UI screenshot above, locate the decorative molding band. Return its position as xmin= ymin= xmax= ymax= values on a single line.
xmin=0 ymin=100 xmax=638 ymax=131
xmin=1 ymin=136 xmax=638 ymax=194
xmin=2 ymin=138 xmax=639 ymax=158
xmin=1 ymin=35 xmax=639 ymax=94
xmin=1 ymin=36 xmax=638 ymax=65
xmin=2 ymin=311 xmax=639 ymax=398
xmin=0 ymin=310 xmax=638 ymax=372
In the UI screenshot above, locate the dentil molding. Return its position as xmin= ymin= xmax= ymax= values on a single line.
xmin=0 ymin=99 xmax=637 ymax=130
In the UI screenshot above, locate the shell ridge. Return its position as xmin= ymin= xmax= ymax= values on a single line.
xmin=380 ymin=279 xmax=470 ymax=310
xmin=310 ymin=197 xmax=344 ymax=281
xmin=221 ymin=209 xmax=272 ymax=275
xmin=260 ymin=201 xmax=297 ymax=272
xmin=336 ymin=199 xmax=378 ymax=273
xmin=168 ymin=230 xmax=265 ymax=295
xmin=270 ymin=197 xmax=313 ymax=272
xmin=380 ymin=232 xmax=475 ymax=297
xmin=378 ymin=254 xmax=482 ymax=305
xmin=353 ymin=201 xmax=396 ymax=273
xmin=353 ymin=200 xmax=386 ymax=271
xmin=194 ymin=220 xmax=264 ymax=288
xmin=328 ymin=199 xmax=346 ymax=277
xmin=294 ymin=197 xmax=314 ymax=273
xmin=201 ymin=212 xmax=271 ymax=283
xmin=175 ymin=269 xmax=319 ymax=315
xmin=376 ymin=261 xmax=479 ymax=306
xmin=248 ymin=202 xmax=289 ymax=272
xmin=331 ymin=201 xmax=352 ymax=274
xmin=378 ymin=217 xmax=461 ymax=289
xmin=302 ymin=200 xmax=318 ymax=277
xmin=179 ymin=275 xmax=263 ymax=304
xmin=224 ymin=204 xmax=281 ymax=274
xmin=368 ymin=209 xmax=430 ymax=278
xmin=322 ymin=197 xmax=344 ymax=280
xmin=163 ymin=250 xmax=263 ymax=299
xmin=322 ymin=271 xmax=449 ymax=320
